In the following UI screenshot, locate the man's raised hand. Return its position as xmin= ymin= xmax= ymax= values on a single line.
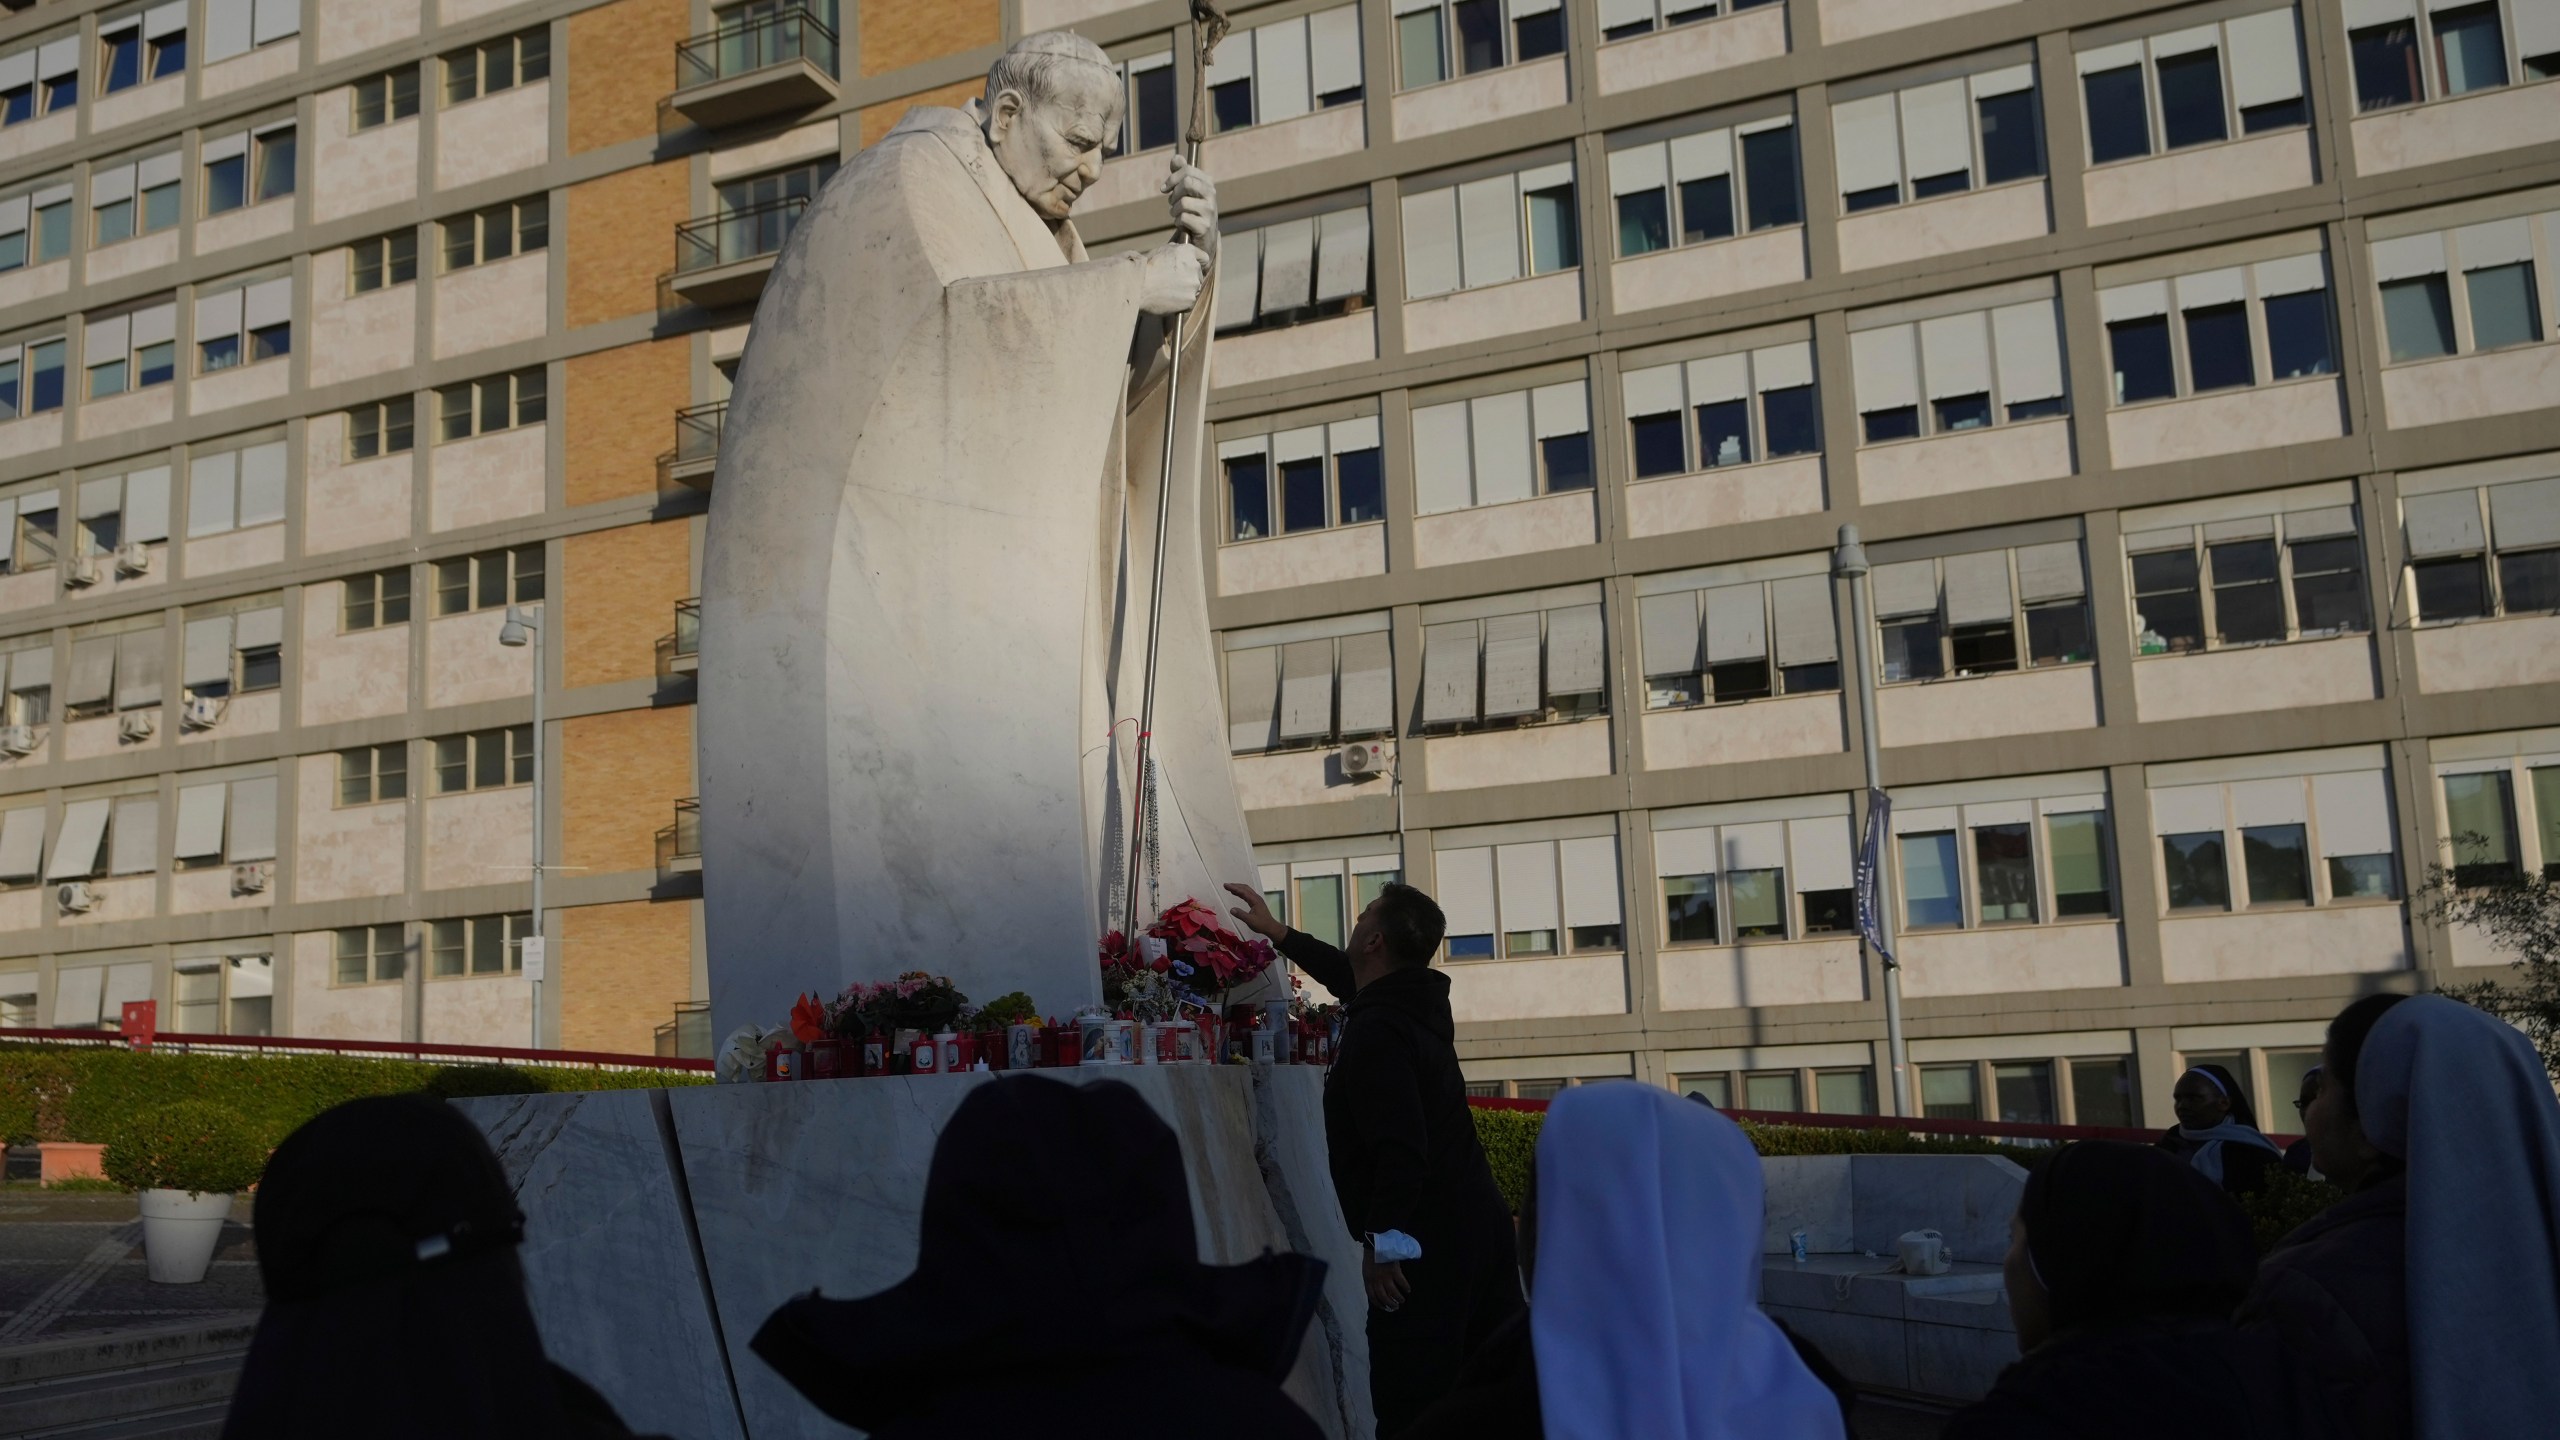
xmin=1223 ymin=881 xmax=1287 ymax=941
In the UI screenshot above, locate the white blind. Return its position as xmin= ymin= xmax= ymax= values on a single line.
xmin=2227 ymin=9 xmax=2304 ymax=108
xmin=1545 ymin=603 xmax=1605 ymax=696
xmin=1309 ymin=5 xmax=1362 ymax=99
xmin=1258 ymin=15 xmax=1311 ymax=123
xmin=1851 ymin=325 xmax=1920 ymax=412
xmin=235 ymin=606 xmax=283 ymax=651
xmin=1480 ymin=612 xmax=1544 ymax=718
xmin=189 ymin=452 xmax=237 ymax=537
xmin=1754 ymin=341 xmax=1814 ymax=392
xmin=49 ymin=798 xmax=111 ymax=880
xmin=1227 ymin=647 xmax=1277 ymax=752
xmin=1215 ymin=231 xmax=1261 ymax=329
xmin=2231 ymin=777 xmax=2309 ymax=829
xmin=2518 ymin=2 xmax=2560 ymax=70
xmin=1655 ymin=826 xmax=1719 ymax=877
xmin=1457 ymin=175 xmax=1522 ymax=288
xmin=2491 ymin=478 xmax=2560 ymax=551
xmin=1469 ymin=391 xmax=1534 ymax=506
xmin=1871 ymin=559 xmax=1939 ymax=618
xmin=1259 ymin=218 xmax=1316 ymax=315
xmin=67 ymin=638 xmax=115 ymax=708
xmin=1920 ymin=312 xmax=1992 ymax=400
xmin=174 ymin=783 xmax=227 ymax=860
xmin=196 ymin=287 xmax=245 ymax=342
xmin=184 ymin=616 xmax=235 ymax=689
xmin=109 ymin=797 xmax=157 ymax=875
xmin=115 ymin=631 xmax=162 ymax=711
xmin=0 ymin=807 xmax=41 ymax=881
xmin=1791 ymin=817 xmax=1855 ymax=892
xmin=1771 ymin=574 xmax=1836 ymax=666
xmin=1669 ymin=128 xmax=1731 ymax=183
xmin=1314 ymin=207 xmax=1370 ymax=302
xmin=229 ymin=776 xmax=277 ymax=862
xmin=51 ymin=966 xmax=103 ymax=1027
xmin=2015 ymin=541 xmax=2086 ymax=602
xmin=2457 ymin=217 xmax=2535 ymax=270
xmin=2177 ymin=266 xmax=2248 ymax=311
xmin=1898 ymin=80 xmax=1973 ymax=184
xmin=205 ymin=0 xmax=253 ymax=62
xmin=1832 ymin=94 xmax=1901 ymax=196
xmin=238 ymin=443 xmax=288 ymax=527
xmin=1411 ymin=402 xmax=1472 ymax=514
xmin=1497 ymin=842 xmax=1560 ymax=933
xmin=1703 ymin=585 xmax=1766 ymax=663
xmin=1687 ymin=353 xmax=1750 ymax=406
xmin=1437 ymin=847 xmax=1496 ymax=936
xmin=1422 ymin=621 xmax=1480 ymax=724
xmin=243 ymin=276 xmax=293 ymax=330
xmin=1531 ymin=382 xmax=1588 ymax=439
xmin=2149 ymin=783 xmax=2227 ymax=836
xmin=1278 ymin=639 xmax=1334 ymax=740
xmin=1723 ymin=820 xmax=1786 ymax=872
xmin=1641 ymin=593 xmax=1699 ymax=677
xmin=250 ymin=0 xmax=299 ymax=46
xmin=1623 ymin=364 xmax=1684 ymax=419
xmin=2369 ymin=232 xmax=2447 ymax=283
xmin=1942 ymin=551 xmax=2013 ymax=627
xmin=1401 ymin=187 xmax=1461 ymax=298
xmin=1560 ymin=836 xmax=1621 ymax=927
xmin=1338 ymin=631 xmax=1394 ymax=734
xmin=2403 ymin=490 xmax=2485 ymax=557
xmin=1609 ymin=143 xmax=1668 ymax=197
xmin=1992 ymin=301 xmax=2065 ymax=404
xmin=2313 ymin=770 xmax=2393 ymax=856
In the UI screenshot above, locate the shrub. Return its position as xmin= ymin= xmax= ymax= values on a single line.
xmin=1473 ymin=1108 xmax=1542 ymax=1213
xmin=103 ymin=1101 xmax=265 ymax=1195
xmin=2239 ymin=1167 xmax=2345 ymax=1254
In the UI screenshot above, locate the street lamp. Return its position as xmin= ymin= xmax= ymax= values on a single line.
xmin=1832 ymin=525 xmax=1911 ymax=1118
xmin=498 ymin=604 xmax=545 ymax=1050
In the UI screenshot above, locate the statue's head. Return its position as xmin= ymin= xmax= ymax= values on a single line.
xmin=982 ymin=31 xmax=1123 ymax=222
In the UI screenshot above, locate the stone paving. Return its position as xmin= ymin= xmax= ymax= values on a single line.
xmin=0 ymin=1187 xmax=261 ymax=1342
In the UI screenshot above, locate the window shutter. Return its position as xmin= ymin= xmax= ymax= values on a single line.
xmin=0 ymin=807 xmax=41 ymax=881
xmin=1723 ymin=820 xmax=1786 ymax=872
xmin=1544 ymin=603 xmax=1605 ymax=697
xmin=235 ymin=606 xmax=283 ymax=651
xmin=84 ymin=316 xmax=130 ymax=364
xmin=1771 ymin=575 xmax=1837 ymax=665
xmin=1942 ymin=550 xmax=2014 ymax=627
xmin=2517 ymin=2 xmax=2560 ymax=70
xmin=1703 ymin=585 xmax=1767 ymax=663
xmin=1273 ymin=426 xmax=1324 ymax=465
xmin=1456 ymin=175 xmax=1522 ymax=288
xmin=50 ymin=965 xmax=103 ymax=1026
xmin=67 ymin=638 xmax=115 ymax=708
xmin=1668 ymin=127 xmax=1732 ymax=182
xmin=1622 ymin=364 xmax=1685 ymax=420
xmin=1468 ymin=390 xmax=1534 ymax=505
xmin=1337 ymin=631 xmax=1394 ymax=734
xmin=2203 ymin=515 xmax=2274 ymax=544
xmin=238 ymin=443 xmax=288 ymax=527
xmin=9 ymin=646 xmax=46 ymax=697
xmin=2175 ymin=267 xmax=2247 ymax=311
xmin=1314 ymin=206 xmax=1370 ymax=302
xmin=33 ymin=37 xmax=76 ymax=79
xmin=1205 ymin=25 xmax=1255 ymax=89
xmin=2101 ymin=280 xmax=2170 ymax=324
xmin=244 ymin=277 xmax=293 ymax=331
xmin=2403 ymin=490 xmax=2486 ymax=557
xmin=2143 ymin=783 xmax=2224 ymax=836
xmin=109 ymin=797 xmax=157 ymax=875
xmin=174 ymin=783 xmax=227 ymax=860
xmin=1851 ymin=324 xmax=1920 ymax=413
xmin=2368 ymin=232 xmax=2447 ymax=283
xmin=0 ymin=51 xmax=26 ymax=94
xmin=1640 ymin=593 xmax=1700 ymax=677
xmin=1531 ymin=382 xmax=1588 ymax=439
xmin=188 ymin=452 xmax=238 ymax=537
xmin=1753 ymin=341 xmax=1814 ymax=393
xmin=2253 ymin=252 xmax=2327 ymax=298
xmin=2077 ymin=39 xmax=2146 ymax=74
xmin=228 ymin=776 xmax=277 ymax=862
xmin=2455 ymin=217 xmax=2535 ymax=271
xmin=115 ymin=631 xmax=162 ymax=711
xmin=2313 ymin=770 xmax=2393 ymax=857
xmin=196 ymin=287 xmax=245 ymax=343
xmin=1599 ymin=0 xmax=1655 ymax=26
xmin=2490 ymin=478 xmax=2560 ymax=552
xmin=2015 ymin=541 xmax=2086 ymax=603
xmin=1497 ymin=841 xmax=1560 ymax=934
xmin=1278 ymin=639 xmax=1336 ymax=740
xmin=1329 ymin=415 xmax=1381 ymax=454
xmin=1309 ymin=5 xmax=1362 ymax=99
xmin=1515 ymin=161 xmax=1571 ymax=194
xmin=1831 ymin=94 xmax=1901 ymax=197
xmin=184 ymin=616 xmax=235 ymax=689
xmin=1790 ymin=816 xmax=1855 ymax=892
xmin=2125 ymin=525 xmax=2194 ymax=553
xmin=1480 ymin=612 xmax=1544 ymax=718
xmin=1421 ymin=621 xmax=1481 ymax=724
xmin=2149 ymin=23 xmax=2220 ymax=60
xmin=1215 ymin=230 xmax=1262 ymax=329
xmin=92 ymin=166 xmax=136 ymax=206
xmin=100 ymin=966 xmax=151 ymax=1012
xmin=1410 ymin=402 xmax=1473 ymax=514
xmin=1654 ymin=825 xmax=1718 ymax=877
xmin=1992 ymin=301 xmax=2066 ymax=405
xmin=1969 ymin=63 xmax=2036 ymax=100
xmin=1257 ymin=15 xmax=1311 ymax=122
xmin=49 ymin=798 xmax=112 ymax=880
xmin=1257 ymin=219 xmax=1316 ymax=316
xmin=145 ymin=1 xmax=186 ymax=37
xmin=205 ymin=0 xmax=254 ymax=62
xmin=77 ymin=476 xmax=122 ymax=522
xmin=1561 ymin=835 xmax=1621 ymax=927
xmin=1686 ymin=352 xmax=1750 ymax=405
xmin=0 ymin=196 xmax=25 ymax=236
xmin=2344 ymin=0 xmax=2418 ymax=26
xmin=250 ymin=0 xmax=298 ymax=45
xmin=1226 ymin=646 xmax=1279 ymax=752
xmin=1435 ymin=846 xmax=1496 ymax=937
xmin=1400 ymin=187 xmax=1461 ymax=298
xmin=133 ymin=304 xmax=176 ymax=349
xmin=1609 ymin=142 xmax=1667 ymax=198
xmin=1920 ymin=311 xmax=1993 ymax=400
xmin=123 ymin=466 xmax=170 ymax=544
xmin=2284 ymin=505 xmax=2357 ymax=541
xmin=1870 ymin=559 xmax=1939 ymax=618
xmin=2227 ymin=9 xmax=2304 ymax=108
xmin=2231 ymin=777 xmax=2309 ymax=829
xmin=1898 ymin=80 xmax=1973 ymax=184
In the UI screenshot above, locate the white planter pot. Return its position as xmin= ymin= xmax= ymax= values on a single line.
xmin=138 ymin=1188 xmax=234 ymax=1284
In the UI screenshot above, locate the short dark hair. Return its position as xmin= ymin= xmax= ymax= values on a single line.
xmin=1373 ymin=883 xmax=1445 ymax=967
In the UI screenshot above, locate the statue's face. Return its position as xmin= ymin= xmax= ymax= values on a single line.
xmin=987 ymin=70 xmax=1123 ymax=221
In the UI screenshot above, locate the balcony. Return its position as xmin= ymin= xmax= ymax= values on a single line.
xmin=663 ymin=402 xmax=726 ymax=493
xmin=655 ymin=1000 xmax=713 ymax=1060
xmin=671 ymin=197 xmax=805 ymax=309
xmin=656 ymin=797 xmax=702 ymax=878
xmin=670 ymin=6 xmax=841 ymax=129
xmin=662 ymin=597 xmax=702 ymax=679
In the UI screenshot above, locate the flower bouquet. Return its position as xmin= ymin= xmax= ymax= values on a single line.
xmin=1099 ymin=898 xmax=1280 ymax=1023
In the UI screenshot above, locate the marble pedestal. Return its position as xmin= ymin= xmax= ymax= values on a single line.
xmin=454 ymin=1066 xmax=1372 ymax=1439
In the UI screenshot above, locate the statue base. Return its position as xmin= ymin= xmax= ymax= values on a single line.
xmin=455 ymin=1066 xmax=1373 ymax=1439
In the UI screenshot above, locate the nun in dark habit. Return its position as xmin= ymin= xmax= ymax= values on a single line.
xmin=753 ymin=1076 xmax=1329 ymax=1440
xmin=2156 ymin=1062 xmax=2283 ymax=1196
xmin=222 ymin=1094 xmax=659 ymax=1440
xmin=1943 ymin=1141 xmax=2320 ymax=1440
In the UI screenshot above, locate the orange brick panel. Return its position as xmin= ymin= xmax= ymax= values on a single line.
xmin=565 ymin=340 xmax=690 ymax=507
xmin=565 ymin=163 xmax=687 ymax=330
xmin=561 ymin=703 xmax=695 ymax=876
xmin=859 ymin=76 xmax=983 ymax=149
xmin=566 ymin=0 xmax=691 ymax=153
xmin=562 ymin=520 xmax=692 ymax=688
xmin=559 ymin=897 xmax=696 ymax=1055
xmin=859 ymin=0 xmax=997 ymax=76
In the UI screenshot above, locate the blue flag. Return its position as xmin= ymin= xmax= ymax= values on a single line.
xmin=1857 ymin=787 xmax=1895 ymax=968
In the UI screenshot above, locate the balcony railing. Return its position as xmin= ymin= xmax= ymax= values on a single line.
xmin=655 ymin=1000 xmax=713 ymax=1060
xmin=665 ymin=596 xmax=702 ymax=678
xmin=664 ymin=401 xmax=726 ymax=491
xmin=671 ymin=198 xmax=805 ymax=307
xmin=671 ymin=7 xmax=841 ymax=127
xmin=656 ymin=797 xmax=702 ymax=879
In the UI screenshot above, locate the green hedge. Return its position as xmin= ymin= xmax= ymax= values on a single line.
xmin=0 ymin=1045 xmax=708 ymax=1149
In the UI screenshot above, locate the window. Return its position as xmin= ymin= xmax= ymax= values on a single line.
xmin=436 ymin=368 xmax=546 ymax=441
xmin=338 ymin=744 xmax=408 ymax=806
xmin=2443 ymin=769 xmax=2519 ymax=884
xmin=2349 ymin=0 xmax=2556 ymax=110
xmin=2 ymin=37 xmax=82 ymax=121
xmin=350 ymin=231 xmax=418 ymax=293
xmin=1224 ymin=619 xmax=1394 ymax=751
xmin=1653 ymin=812 xmax=1855 ymax=947
xmin=1436 ymin=834 xmax=1622 ymax=961
xmin=1830 ymin=65 xmax=2043 ymax=215
xmin=179 ymin=605 xmax=281 ymax=700
xmin=204 ymin=0 xmax=299 ymax=63
xmin=2403 ymin=477 xmax=2560 ymax=624
xmin=444 ymin=27 xmax=549 ymax=106
xmin=90 ymin=152 xmax=181 ymax=246
xmin=185 ymin=441 xmax=288 ymax=539
xmin=430 ymin=913 xmax=534 ymax=977
xmin=2077 ymin=11 xmax=2308 ymax=168
xmin=1221 ymin=418 xmax=1383 ymax=542
xmin=342 ymin=567 xmax=411 ymax=630
xmin=1607 ymin=118 xmax=1802 ymax=258
xmin=1870 ymin=538 xmax=2092 ymax=684
xmin=1639 ymin=567 xmax=1837 ymax=709
xmin=2148 ymin=760 xmax=2399 ymax=912
xmin=1598 ymin=0 xmax=1774 ymax=42
xmin=1401 ymin=160 xmax=1578 ymax=299
xmin=203 ymin=126 xmax=295 ymax=214
xmin=173 ymin=955 xmax=274 ymax=1036
xmin=70 ymin=466 xmax=170 ymax=560
xmin=1201 ymin=5 xmax=1363 ymax=132
xmin=1212 ymin=202 xmax=1373 ymax=337
xmin=1889 ymin=789 xmax=2113 ymax=931
xmin=3 ymin=489 xmax=58 ymax=571
xmin=2 ymin=337 xmax=67 ymax=418
xmin=353 ymin=66 xmax=419 ymax=128
xmin=1411 ymin=381 xmax=1591 ymax=514
xmin=433 ymin=544 xmax=544 ymax=615
xmin=441 ymin=197 xmax=547 ymax=272
xmin=2125 ymin=501 xmax=2369 ymax=655
xmin=434 ymin=725 xmax=535 ymax=793
xmin=169 ymin=773 xmax=276 ymax=868
xmin=1622 ymin=342 xmax=1820 ymax=484
xmin=2101 ymin=252 xmax=2337 ymax=406
xmin=0 ymin=184 xmax=74 ymax=271
xmin=2369 ymin=216 xmax=2553 ymax=361
xmin=336 ymin=925 xmax=407 ymax=984
xmin=195 ymin=275 xmax=291 ymax=373
xmin=1419 ymin=594 xmax=1607 ymax=728
xmin=1394 ymin=0 xmax=1563 ymax=89
xmin=1105 ymin=52 xmax=1178 ymax=157
xmin=347 ymin=397 xmax=415 ymax=459
xmin=1850 ymin=293 xmax=2068 ymax=443
xmin=82 ymin=301 xmax=177 ymax=400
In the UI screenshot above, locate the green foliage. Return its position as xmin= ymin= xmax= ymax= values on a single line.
xmin=0 ymin=1044 xmax=708 ymax=1150
xmin=2239 ymin=1167 xmax=2346 ymax=1255
xmin=1473 ymin=1107 xmax=1542 ymax=1213
xmin=975 ymin=992 xmax=1042 ymax=1029
xmin=2418 ymin=859 xmax=2560 ymax=1086
xmin=102 ymin=1101 xmax=264 ymax=1195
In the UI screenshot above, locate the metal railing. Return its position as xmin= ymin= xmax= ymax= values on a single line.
xmin=0 ymin=1026 xmax=713 ymax=1073
xmin=673 ymin=598 xmax=702 ymax=660
xmin=675 ymin=196 xmax=808 ymax=275
xmin=674 ymin=5 xmax=839 ymax=89
xmin=1467 ymin=1097 xmax=2250 ymax=1145
xmin=656 ymin=798 xmax=702 ymax=878
xmin=674 ymin=402 xmax=727 ymax=467
xmin=656 ymin=1001 xmax=714 ymax=1060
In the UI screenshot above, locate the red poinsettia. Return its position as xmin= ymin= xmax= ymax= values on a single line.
xmin=789 ymin=992 xmax=828 ymax=1045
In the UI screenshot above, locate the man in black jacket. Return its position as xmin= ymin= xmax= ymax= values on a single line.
xmin=1225 ymin=880 xmax=1521 ymax=1439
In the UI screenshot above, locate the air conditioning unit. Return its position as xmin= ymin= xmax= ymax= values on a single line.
xmin=230 ymin=862 xmax=271 ymax=895
xmin=114 ymin=541 xmax=149 ymax=575
xmin=55 ymin=882 xmax=95 ymax=914
xmin=1338 ymin=740 xmax=1386 ymax=780
xmin=181 ymin=694 xmax=224 ymax=730
xmin=0 ymin=725 xmax=34 ymax=756
xmin=63 ymin=554 xmax=100 ymax=588
xmin=119 ymin=709 xmax=156 ymax=740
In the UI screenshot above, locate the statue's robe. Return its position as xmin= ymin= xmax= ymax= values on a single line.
xmin=700 ymin=104 xmax=1254 ymax=1036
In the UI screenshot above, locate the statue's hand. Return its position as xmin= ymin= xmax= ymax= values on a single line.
xmin=1163 ymin=155 xmax=1218 ymax=250
xmin=1139 ymin=242 xmax=1209 ymax=316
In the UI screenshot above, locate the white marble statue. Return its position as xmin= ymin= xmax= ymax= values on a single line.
xmin=699 ymin=32 xmax=1257 ymax=1038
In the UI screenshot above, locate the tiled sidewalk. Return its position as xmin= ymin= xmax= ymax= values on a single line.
xmin=0 ymin=1189 xmax=261 ymax=1342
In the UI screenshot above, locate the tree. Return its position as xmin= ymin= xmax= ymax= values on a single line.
xmin=2419 ymin=856 xmax=2560 ymax=1086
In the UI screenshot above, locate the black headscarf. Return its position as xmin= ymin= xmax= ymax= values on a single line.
xmin=223 ymin=1094 xmax=650 ymax=1440
xmin=751 ymin=1076 xmax=1328 ymax=1438
xmin=2021 ymin=1141 xmax=2257 ymax=1333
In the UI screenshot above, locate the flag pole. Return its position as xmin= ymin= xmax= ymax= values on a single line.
xmin=1835 ymin=524 xmax=1911 ymax=1118
xmin=1123 ymin=3 xmax=1231 ymax=942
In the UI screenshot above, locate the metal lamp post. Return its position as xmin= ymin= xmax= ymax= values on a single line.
xmin=1832 ymin=525 xmax=1911 ymax=1118
xmin=498 ymin=604 xmax=545 ymax=1049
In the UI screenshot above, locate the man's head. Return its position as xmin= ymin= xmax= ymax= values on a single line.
xmin=982 ymin=32 xmax=1123 ymax=222
xmin=1345 ymin=883 xmax=1446 ymax=975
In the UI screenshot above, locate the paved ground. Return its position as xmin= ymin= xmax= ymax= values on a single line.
xmin=0 ymin=1187 xmax=261 ymax=1343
